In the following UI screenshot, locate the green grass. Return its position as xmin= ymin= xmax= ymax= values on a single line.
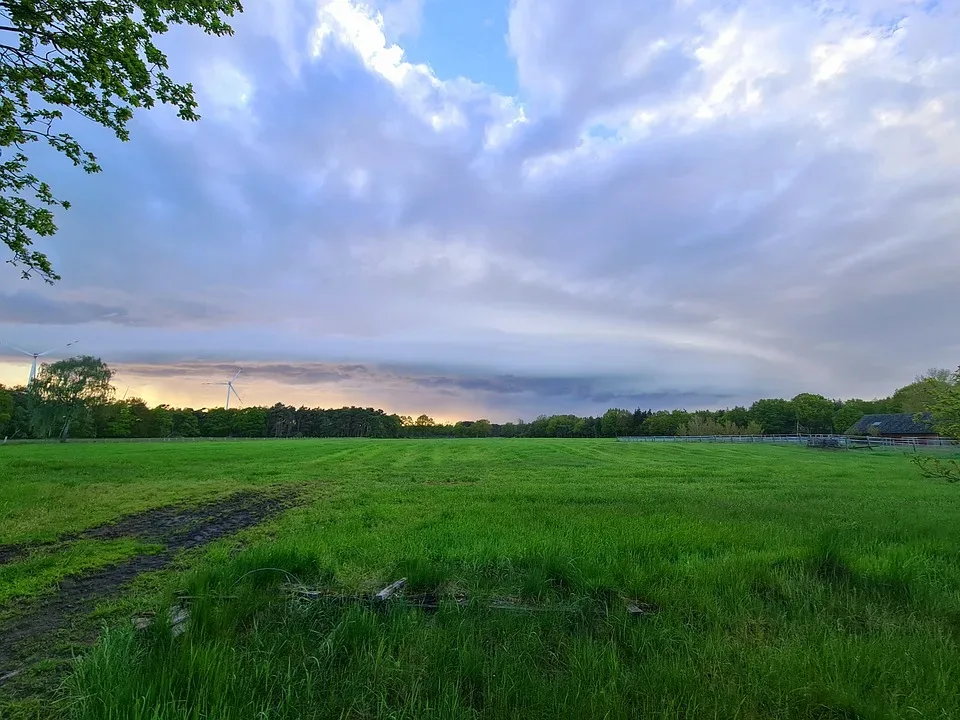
xmin=0 ymin=539 xmax=156 ymax=608
xmin=1 ymin=440 xmax=959 ymax=719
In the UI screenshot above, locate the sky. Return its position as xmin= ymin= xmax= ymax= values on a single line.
xmin=1 ymin=0 xmax=959 ymax=422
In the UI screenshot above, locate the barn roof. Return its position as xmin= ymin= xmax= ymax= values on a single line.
xmin=849 ymin=412 xmax=936 ymax=435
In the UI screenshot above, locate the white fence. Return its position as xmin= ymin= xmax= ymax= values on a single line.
xmin=617 ymin=434 xmax=801 ymax=444
xmin=616 ymin=434 xmax=958 ymax=449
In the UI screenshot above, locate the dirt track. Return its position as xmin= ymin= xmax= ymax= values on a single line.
xmin=0 ymin=489 xmax=301 ymax=683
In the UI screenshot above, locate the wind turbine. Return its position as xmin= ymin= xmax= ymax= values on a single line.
xmin=1 ymin=340 xmax=79 ymax=384
xmin=206 ymin=369 xmax=243 ymax=409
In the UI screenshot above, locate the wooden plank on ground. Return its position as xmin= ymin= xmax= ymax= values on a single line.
xmin=374 ymin=578 xmax=407 ymax=601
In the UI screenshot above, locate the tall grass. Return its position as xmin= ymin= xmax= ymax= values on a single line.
xmin=3 ymin=440 xmax=958 ymax=718
xmin=67 ymin=539 xmax=959 ymax=719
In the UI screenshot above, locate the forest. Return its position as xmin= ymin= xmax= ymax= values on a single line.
xmin=0 ymin=358 xmax=957 ymax=441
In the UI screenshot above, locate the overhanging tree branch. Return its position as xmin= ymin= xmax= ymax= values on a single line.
xmin=0 ymin=0 xmax=243 ymax=282
xmin=910 ymin=454 xmax=960 ymax=484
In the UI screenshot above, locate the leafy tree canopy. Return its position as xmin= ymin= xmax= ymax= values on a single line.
xmin=29 ymin=354 xmax=113 ymax=439
xmin=833 ymin=400 xmax=871 ymax=435
xmin=643 ymin=410 xmax=689 ymax=437
xmin=749 ymin=398 xmax=795 ymax=435
xmin=916 ymin=367 xmax=954 ymax=384
xmin=891 ymin=373 xmax=951 ymax=414
xmin=928 ymin=367 xmax=960 ymax=440
xmin=0 ymin=0 xmax=243 ymax=281
xmin=911 ymin=369 xmax=960 ymax=484
xmin=791 ymin=393 xmax=835 ymax=434
xmin=0 ymin=382 xmax=12 ymax=434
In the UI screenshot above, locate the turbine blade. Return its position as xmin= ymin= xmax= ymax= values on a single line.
xmin=39 ymin=340 xmax=79 ymax=356
xmin=3 ymin=344 xmax=34 ymax=356
xmin=232 ymin=368 xmax=242 ymax=381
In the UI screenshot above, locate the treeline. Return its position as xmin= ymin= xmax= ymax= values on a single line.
xmin=401 ymin=392 xmax=900 ymax=440
xmin=0 ymin=358 xmax=955 ymax=441
xmin=0 ymin=395 xmax=407 ymax=440
xmin=0 ymin=393 xmax=900 ymax=440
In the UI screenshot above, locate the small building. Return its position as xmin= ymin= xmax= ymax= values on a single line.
xmin=849 ymin=412 xmax=938 ymax=439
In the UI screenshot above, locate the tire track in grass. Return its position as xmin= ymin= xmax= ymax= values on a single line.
xmin=0 ymin=488 xmax=303 ymax=684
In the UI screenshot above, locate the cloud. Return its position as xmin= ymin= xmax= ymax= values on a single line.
xmin=3 ymin=0 xmax=959 ymax=419
xmin=84 ymin=360 xmax=737 ymax=417
xmin=0 ymin=291 xmax=228 ymax=328
xmin=378 ymin=0 xmax=425 ymax=41
xmin=0 ymin=292 xmax=129 ymax=326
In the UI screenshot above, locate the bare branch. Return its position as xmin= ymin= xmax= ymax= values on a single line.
xmin=910 ymin=454 xmax=960 ymax=484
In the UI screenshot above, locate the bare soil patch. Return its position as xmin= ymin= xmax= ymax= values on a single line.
xmin=0 ymin=488 xmax=301 ymax=684
xmin=0 ymin=544 xmax=35 ymax=566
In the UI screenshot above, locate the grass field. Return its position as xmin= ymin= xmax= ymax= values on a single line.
xmin=1 ymin=440 xmax=959 ymax=719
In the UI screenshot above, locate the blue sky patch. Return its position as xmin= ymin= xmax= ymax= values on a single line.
xmin=403 ymin=0 xmax=518 ymax=94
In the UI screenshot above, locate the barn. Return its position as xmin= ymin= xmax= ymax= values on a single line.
xmin=849 ymin=412 xmax=938 ymax=440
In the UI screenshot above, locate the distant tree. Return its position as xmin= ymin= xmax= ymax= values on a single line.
xmin=0 ymin=383 xmax=12 ymax=436
xmin=600 ymin=408 xmax=633 ymax=437
xmin=831 ymin=398 xmax=898 ymax=435
xmin=0 ymin=0 xmax=244 ymax=282
xmin=234 ymin=407 xmax=267 ymax=437
xmin=722 ymin=406 xmax=750 ymax=428
xmin=631 ymin=408 xmax=652 ymax=435
xmin=683 ymin=411 xmax=759 ymax=436
xmin=683 ymin=413 xmax=724 ymax=436
xmin=472 ymin=419 xmax=493 ymax=438
xmin=927 ymin=367 xmax=960 ymax=440
xmin=126 ymin=398 xmax=155 ymax=437
xmin=834 ymin=400 xmax=871 ymax=434
xmin=791 ymin=393 xmax=835 ymax=434
xmin=904 ymin=369 xmax=960 ymax=484
xmin=750 ymin=398 xmax=796 ymax=434
xmin=28 ymin=355 xmax=114 ymax=440
xmin=105 ymin=401 xmax=133 ymax=438
xmin=586 ymin=416 xmax=602 ymax=437
xmin=525 ymin=415 xmax=550 ymax=438
xmin=644 ymin=410 xmax=688 ymax=436
xmin=201 ymin=408 xmax=233 ymax=437
xmin=385 ymin=412 xmax=404 ymax=438
xmin=152 ymin=405 xmax=174 ymax=437
xmin=892 ymin=376 xmax=950 ymax=413
xmin=266 ymin=403 xmax=297 ymax=438
xmin=94 ymin=397 xmax=153 ymax=438
xmin=174 ymin=409 xmax=200 ymax=437
xmin=544 ymin=414 xmax=576 ymax=438
xmin=911 ymin=368 xmax=960 ymax=485
xmin=917 ymin=368 xmax=954 ymax=384
xmin=7 ymin=386 xmax=31 ymax=438
xmin=872 ymin=398 xmax=903 ymax=414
